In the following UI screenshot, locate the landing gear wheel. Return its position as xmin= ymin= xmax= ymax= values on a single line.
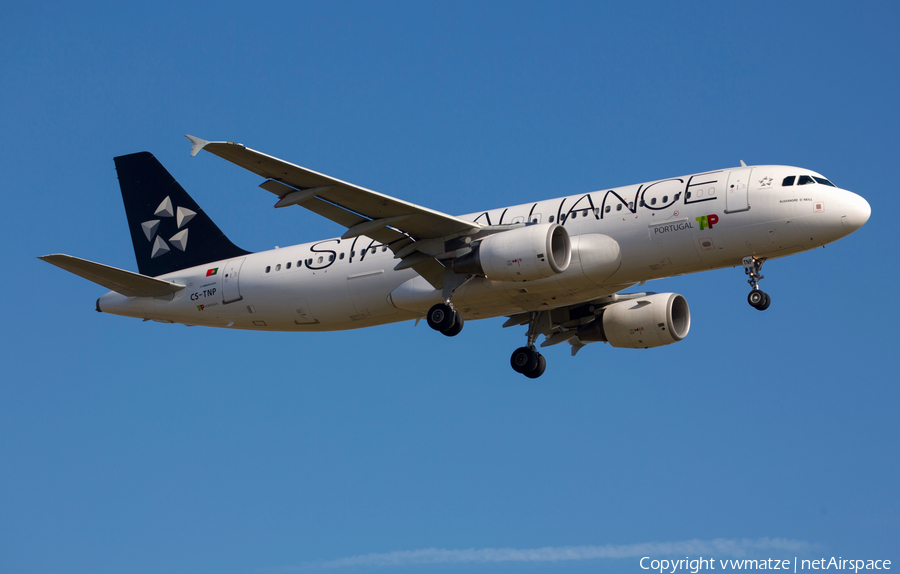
xmin=427 ymin=303 xmax=455 ymax=332
xmin=523 ymin=354 xmax=547 ymax=379
xmin=743 ymin=256 xmax=771 ymax=311
xmin=748 ymin=290 xmax=764 ymax=308
xmin=748 ymin=290 xmax=770 ymax=310
xmin=442 ymin=311 xmax=464 ymax=337
xmin=510 ymin=346 xmax=539 ymax=374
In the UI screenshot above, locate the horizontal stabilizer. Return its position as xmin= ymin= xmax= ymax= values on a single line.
xmin=39 ymin=254 xmax=185 ymax=298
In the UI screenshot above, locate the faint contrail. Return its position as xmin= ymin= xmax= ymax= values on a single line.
xmin=289 ymin=537 xmax=817 ymax=570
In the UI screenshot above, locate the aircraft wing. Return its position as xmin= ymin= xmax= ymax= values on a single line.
xmin=502 ymin=286 xmax=640 ymax=355
xmin=186 ymin=136 xmax=479 ymax=242
xmin=186 ymin=135 xmax=487 ymax=290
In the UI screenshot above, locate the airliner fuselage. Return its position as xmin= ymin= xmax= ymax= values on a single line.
xmin=98 ymin=165 xmax=868 ymax=331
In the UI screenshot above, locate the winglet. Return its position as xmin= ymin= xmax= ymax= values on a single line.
xmin=185 ymin=134 xmax=210 ymax=157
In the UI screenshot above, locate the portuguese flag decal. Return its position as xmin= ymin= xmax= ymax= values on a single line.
xmin=206 ymin=268 xmax=219 ymax=277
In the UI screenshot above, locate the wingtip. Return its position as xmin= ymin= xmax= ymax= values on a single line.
xmin=185 ymin=134 xmax=210 ymax=157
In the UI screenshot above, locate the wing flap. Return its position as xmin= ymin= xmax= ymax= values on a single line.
xmin=39 ymin=254 xmax=185 ymax=298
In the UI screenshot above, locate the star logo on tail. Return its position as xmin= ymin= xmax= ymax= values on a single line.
xmin=141 ymin=196 xmax=196 ymax=259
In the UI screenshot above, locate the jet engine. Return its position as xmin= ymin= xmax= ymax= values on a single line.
xmin=577 ymin=293 xmax=690 ymax=349
xmin=452 ymin=223 xmax=571 ymax=282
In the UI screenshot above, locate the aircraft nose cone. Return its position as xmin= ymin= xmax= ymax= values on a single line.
xmin=840 ymin=191 xmax=871 ymax=233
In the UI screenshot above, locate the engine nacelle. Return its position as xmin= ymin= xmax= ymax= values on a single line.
xmin=452 ymin=223 xmax=571 ymax=282
xmin=577 ymin=293 xmax=690 ymax=349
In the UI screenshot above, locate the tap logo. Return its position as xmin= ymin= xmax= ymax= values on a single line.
xmin=695 ymin=214 xmax=719 ymax=231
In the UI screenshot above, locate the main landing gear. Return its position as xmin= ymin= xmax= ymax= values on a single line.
xmin=427 ymin=302 xmax=464 ymax=337
xmin=510 ymin=346 xmax=546 ymax=379
xmin=509 ymin=311 xmax=547 ymax=378
xmin=743 ymin=256 xmax=771 ymax=311
xmin=428 ymin=301 xmax=548 ymax=378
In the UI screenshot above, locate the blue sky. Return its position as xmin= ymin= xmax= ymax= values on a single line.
xmin=1 ymin=2 xmax=897 ymax=573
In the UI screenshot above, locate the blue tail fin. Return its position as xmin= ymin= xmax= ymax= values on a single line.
xmin=114 ymin=152 xmax=250 ymax=277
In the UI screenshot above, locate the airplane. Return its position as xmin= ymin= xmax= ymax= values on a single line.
xmin=40 ymin=136 xmax=871 ymax=377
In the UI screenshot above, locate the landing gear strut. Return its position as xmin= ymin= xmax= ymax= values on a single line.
xmin=743 ymin=256 xmax=771 ymax=311
xmin=509 ymin=312 xmax=547 ymax=378
xmin=427 ymin=302 xmax=464 ymax=337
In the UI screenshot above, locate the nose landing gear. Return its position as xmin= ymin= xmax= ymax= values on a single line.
xmin=748 ymin=289 xmax=770 ymax=310
xmin=743 ymin=256 xmax=771 ymax=310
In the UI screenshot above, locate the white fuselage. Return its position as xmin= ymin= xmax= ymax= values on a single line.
xmin=97 ymin=165 xmax=870 ymax=331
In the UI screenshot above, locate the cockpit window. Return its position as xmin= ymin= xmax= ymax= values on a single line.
xmin=797 ymin=175 xmax=815 ymax=185
xmin=782 ymin=176 xmax=795 ymax=186
xmin=813 ymin=176 xmax=836 ymax=187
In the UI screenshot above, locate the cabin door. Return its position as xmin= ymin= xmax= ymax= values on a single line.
xmin=725 ymin=169 xmax=752 ymax=213
xmin=222 ymin=258 xmax=245 ymax=304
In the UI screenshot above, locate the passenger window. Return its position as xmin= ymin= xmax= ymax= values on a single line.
xmin=286 ymin=262 xmax=291 ymax=269
xmin=339 ymin=253 xmax=345 ymax=260
xmin=798 ymin=175 xmax=814 ymax=185
xmin=640 ymin=199 xmax=646 ymax=207
xmin=616 ymin=204 xmax=622 ymax=211
xmin=571 ymin=211 xmax=577 ymax=219
xmin=276 ymin=264 xmax=281 ymax=271
xmin=307 ymin=259 xmax=312 ymax=265
xmin=594 ymin=208 xmax=600 ymax=216
xmin=582 ymin=210 xmax=588 ymax=217
xmin=651 ymin=197 xmax=657 ymax=205
xmin=628 ymin=202 xmax=634 ymax=210
xmin=382 ymin=246 xmax=388 ymax=252
xmin=317 ymin=256 xmax=323 ymax=263
xmin=371 ymin=247 xmax=377 ymax=254
xmin=549 ymin=216 xmax=554 ymax=223
xmin=329 ymin=254 xmax=335 ymax=261
xmin=674 ymin=193 xmax=680 ymax=201
xmin=662 ymin=195 xmax=668 ymax=203
xmin=782 ymin=176 xmax=796 ymax=186
xmin=605 ymin=205 xmax=611 ymax=213
xmin=297 ymin=261 xmax=302 ymax=267
xmin=265 ymin=266 xmax=271 ymax=273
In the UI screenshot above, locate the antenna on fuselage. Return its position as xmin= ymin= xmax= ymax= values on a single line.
xmin=740 ymin=160 xmax=747 ymax=167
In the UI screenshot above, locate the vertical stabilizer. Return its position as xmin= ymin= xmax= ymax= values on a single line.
xmin=114 ymin=152 xmax=250 ymax=277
